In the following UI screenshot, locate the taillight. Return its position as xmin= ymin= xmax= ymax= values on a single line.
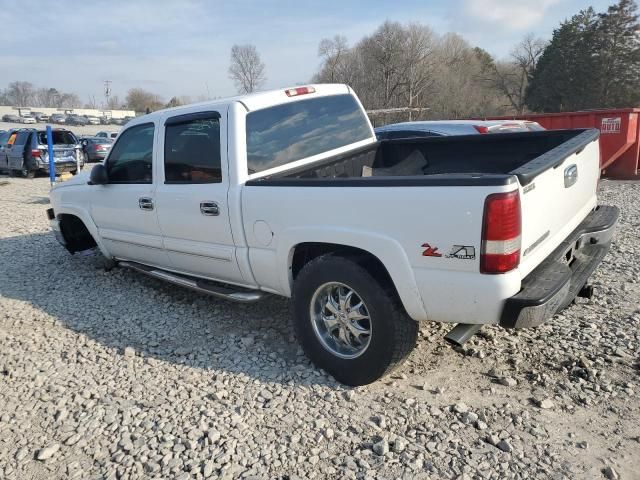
xmin=480 ymin=191 xmax=521 ymax=274
xmin=31 ymin=149 xmax=41 ymax=158
xmin=285 ymin=86 xmax=316 ymax=97
xmin=473 ymin=125 xmax=490 ymax=134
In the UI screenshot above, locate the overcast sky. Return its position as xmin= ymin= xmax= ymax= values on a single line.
xmin=0 ymin=0 xmax=612 ymax=105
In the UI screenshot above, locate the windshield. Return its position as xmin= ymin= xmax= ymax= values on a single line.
xmin=37 ymin=131 xmax=77 ymax=145
xmin=246 ymin=94 xmax=372 ymax=174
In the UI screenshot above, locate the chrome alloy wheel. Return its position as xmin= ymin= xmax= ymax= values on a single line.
xmin=309 ymin=282 xmax=372 ymax=359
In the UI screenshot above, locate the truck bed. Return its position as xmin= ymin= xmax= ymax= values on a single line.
xmin=248 ymin=129 xmax=599 ymax=187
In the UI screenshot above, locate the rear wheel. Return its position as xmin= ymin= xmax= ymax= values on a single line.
xmin=292 ymin=254 xmax=418 ymax=386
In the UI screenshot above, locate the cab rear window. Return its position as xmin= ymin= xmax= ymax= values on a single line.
xmin=246 ymin=94 xmax=372 ymax=174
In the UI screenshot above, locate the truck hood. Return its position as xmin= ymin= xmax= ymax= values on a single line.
xmin=51 ymin=169 xmax=91 ymax=190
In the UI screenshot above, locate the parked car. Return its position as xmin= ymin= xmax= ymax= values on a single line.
xmin=86 ymin=116 xmax=101 ymax=125
xmin=100 ymin=116 xmax=111 ymax=125
xmin=0 ymin=129 xmax=15 ymax=173
xmin=80 ymin=136 xmax=114 ymax=162
xmin=95 ymin=131 xmax=119 ymax=139
xmin=2 ymin=114 xmax=21 ymax=123
xmin=48 ymin=84 xmax=618 ymax=386
xmin=66 ymin=115 xmax=89 ymax=126
xmin=50 ymin=113 xmax=67 ymax=124
xmin=374 ymin=120 xmax=545 ymax=140
xmin=3 ymin=128 xmax=82 ymax=178
xmin=32 ymin=112 xmax=49 ymax=122
xmin=18 ymin=114 xmax=37 ymax=124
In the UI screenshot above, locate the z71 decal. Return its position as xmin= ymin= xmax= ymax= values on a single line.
xmin=446 ymin=245 xmax=476 ymax=260
xmin=421 ymin=243 xmax=476 ymax=260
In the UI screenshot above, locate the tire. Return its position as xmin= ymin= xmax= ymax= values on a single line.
xmin=292 ymin=254 xmax=418 ymax=386
xmin=21 ymin=168 xmax=35 ymax=179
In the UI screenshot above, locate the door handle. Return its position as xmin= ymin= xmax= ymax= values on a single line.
xmin=138 ymin=197 xmax=154 ymax=211
xmin=200 ymin=201 xmax=219 ymax=216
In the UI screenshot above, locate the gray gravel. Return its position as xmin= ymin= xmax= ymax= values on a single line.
xmin=0 ymin=176 xmax=638 ymax=479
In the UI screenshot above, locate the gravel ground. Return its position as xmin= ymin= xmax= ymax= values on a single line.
xmin=0 ymin=176 xmax=638 ymax=480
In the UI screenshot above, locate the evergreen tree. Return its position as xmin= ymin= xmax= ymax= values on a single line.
xmin=526 ymin=8 xmax=600 ymax=112
xmin=597 ymin=0 xmax=640 ymax=107
xmin=526 ymin=0 xmax=640 ymax=111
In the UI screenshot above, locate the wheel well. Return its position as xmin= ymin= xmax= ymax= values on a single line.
xmin=291 ymin=242 xmax=397 ymax=296
xmin=58 ymin=214 xmax=97 ymax=253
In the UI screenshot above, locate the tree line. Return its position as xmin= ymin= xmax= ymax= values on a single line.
xmin=1 ymin=0 xmax=637 ymax=117
xmin=312 ymin=0 xmax=639 ymax=120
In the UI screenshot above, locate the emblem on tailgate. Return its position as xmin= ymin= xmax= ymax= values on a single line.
xmin=564 ymin=164 xmax=578 ymax=188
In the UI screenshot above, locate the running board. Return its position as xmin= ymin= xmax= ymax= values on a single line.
xmin=118 ymin=261 xmax=265 ymax=303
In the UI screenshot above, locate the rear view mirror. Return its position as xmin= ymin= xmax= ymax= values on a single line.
xmin=89 ymin=163 xmax=108 ymax=185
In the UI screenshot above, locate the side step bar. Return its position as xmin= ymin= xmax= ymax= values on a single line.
xmin=119 ymin=261 xmax=266 ymax=303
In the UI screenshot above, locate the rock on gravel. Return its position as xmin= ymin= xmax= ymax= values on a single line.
xmin=372 ymin=439 xmax=389 ymax=456
xmin=0 ymin=177 xmax=638 ymax=479
xmin=36 ymin=443 xmax=60 ymax=461
xmin=538 ymin=399 xmax=554 ymax=409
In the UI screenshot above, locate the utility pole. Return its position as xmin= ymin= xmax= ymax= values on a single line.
xmin=104 ymin=80 xmax=112 ymax=108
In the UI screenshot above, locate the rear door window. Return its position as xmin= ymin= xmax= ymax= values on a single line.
xmin=246 ymin=94 xmax=372 ymax=174
xmin=37 ymin=131 xmax=77 ymax=145
xmin=164 ymin=113 xmax=221 ymax=183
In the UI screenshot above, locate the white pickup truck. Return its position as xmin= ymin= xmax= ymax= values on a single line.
xmin=48 ymin=84 xmax=618 ymax=385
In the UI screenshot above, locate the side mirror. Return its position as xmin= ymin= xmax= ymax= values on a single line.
xmin=89 ymin=163 xmax=108 ymax=185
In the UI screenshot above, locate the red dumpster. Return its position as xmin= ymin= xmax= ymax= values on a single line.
xmin=484 ymin=109 xmax=640 ymax=179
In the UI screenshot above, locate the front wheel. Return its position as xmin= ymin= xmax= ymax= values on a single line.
xmin=292 ymin=254 xmax=418 ymax=386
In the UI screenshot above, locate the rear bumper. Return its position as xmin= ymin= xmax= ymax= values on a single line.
xmin=39 ymin=161 xmax=78 ymax=174
xmin=500 ymin=205 xmax=619 ymax=328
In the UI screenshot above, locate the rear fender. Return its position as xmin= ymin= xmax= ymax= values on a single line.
xmin=278 ymin=227 xmax=429 ymax=321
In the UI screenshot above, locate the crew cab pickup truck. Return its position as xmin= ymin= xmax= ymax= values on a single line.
xmin=48 ymin=84 xmax=619 ymax=386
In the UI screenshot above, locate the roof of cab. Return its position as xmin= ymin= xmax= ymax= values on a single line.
xmin=128 ymin=84 xmax=352 ymax=126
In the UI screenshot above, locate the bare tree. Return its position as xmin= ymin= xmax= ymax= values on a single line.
xmin=311 ymin=21 xmax=514 ymax=122
xmin=481 ymin=34 xmax=546 ymax=114
xmin=125 ymin=88 xmax=164 ymax=113
xmin=5 ymin=81 xmax=35 ymax=107
xmin=228 ymin=44 xmax=266 ymax=94
xmin=401 ymin=24 xmax=437 ymax=118
xmin=106 ymin=95 xmax=123 ymax=110
xmin=317 ymin=35 xmax=350 ymax=82
xmin=359 ymin=21 xmax=409 ymax=108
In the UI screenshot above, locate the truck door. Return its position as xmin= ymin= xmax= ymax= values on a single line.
xmin=154 ymin=110 xmax=245 ymax=284
xmin=89 ymin=122 xmax=170 ymax=267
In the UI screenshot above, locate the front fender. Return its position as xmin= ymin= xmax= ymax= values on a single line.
xmin=277 ymin=227 xmax=429 ymax=321
xmin=54 ymin=203 xmax=110 ymax=259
